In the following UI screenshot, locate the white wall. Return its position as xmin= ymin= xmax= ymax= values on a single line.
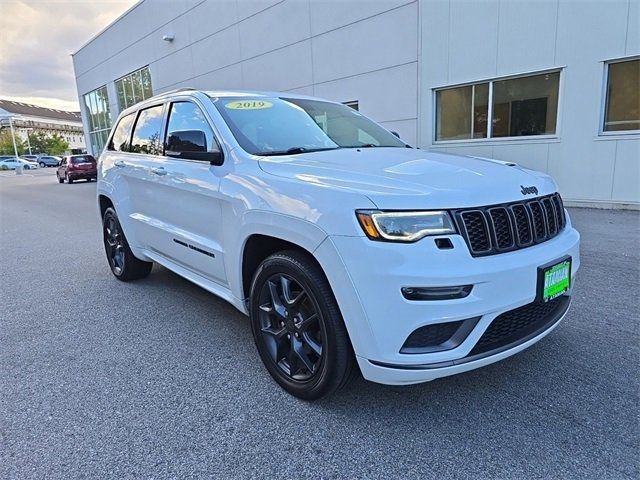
xmin=73 ymin=0 xmax=639 ymax=206
xmin=419 ymin=0 xmax=639 ymax=206
xmin=73 ymin=0 xmax=419 ymax=145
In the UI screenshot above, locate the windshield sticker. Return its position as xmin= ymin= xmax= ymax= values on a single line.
xmin=226 ymin=100 xmax=273 ymax=110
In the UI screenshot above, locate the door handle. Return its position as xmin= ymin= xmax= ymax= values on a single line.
xmin=114 ymin=159 xmax=126 ymax=168
xmin=151 ymin=167 xmax=168 ymax=176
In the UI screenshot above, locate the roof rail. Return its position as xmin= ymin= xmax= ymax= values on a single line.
xmin=153 ymin=87 xmax=197 ymax=97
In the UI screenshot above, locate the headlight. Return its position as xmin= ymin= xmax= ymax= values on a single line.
xmin=356 ymin=210 xmax=456 ymax=242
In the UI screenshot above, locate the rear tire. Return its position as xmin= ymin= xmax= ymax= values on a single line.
xmin=39 ymin=162 xmax=45 ymax=167
xmin=249 ymin=250 xmax=355 ymax=400
xmin=67 ymin=174 xmax=73 ymax=184
xmin=102 ymin=207 xmax=153 ymax=281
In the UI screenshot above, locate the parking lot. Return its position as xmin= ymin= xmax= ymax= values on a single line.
xmin=1 ymin=169 xmax=638 ymax=479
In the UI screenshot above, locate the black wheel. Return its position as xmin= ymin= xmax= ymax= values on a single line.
xmin=56 ymin=172 xmax=63 ymax=183
xmin=250 ymin=250 xmax=355 ymax=400
xmin=67 ymin=174 xmax=73 ymax=184
xmin=39 ymin=162 xmax=45 ymax=167
xmin=102 ymin=207 xmax=152 ymax=281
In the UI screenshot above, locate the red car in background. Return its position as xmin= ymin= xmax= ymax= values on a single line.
xmin=57 ymin=154 xmax=97 ymax=183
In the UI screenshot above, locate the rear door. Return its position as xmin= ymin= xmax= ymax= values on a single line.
xmin=120 ymin=104 xmax=168 ymax=249
xmin=140 ymin=98 xmax=227 ymax=285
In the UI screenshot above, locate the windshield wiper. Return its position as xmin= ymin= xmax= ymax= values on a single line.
xmin=342 ymin=144 xmax=378 ymax=148
xmin=258 ymin=146 xmax=339 ymax=156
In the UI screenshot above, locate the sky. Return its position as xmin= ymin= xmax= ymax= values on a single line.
xmin=0 ymin=0 xmax=136 ymax=111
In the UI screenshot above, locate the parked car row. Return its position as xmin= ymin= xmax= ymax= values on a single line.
xmin=0 ymin=156 xmax=39 ymax=170
xmin=0 ymin=154 xmax=97 ymax=184
xmin=21 ymin=154 xmax=62 ymax=167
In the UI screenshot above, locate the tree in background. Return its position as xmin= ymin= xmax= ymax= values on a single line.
xmin=27 ymin=132 xmax=69 ymax=156
xmin=0 ymin=129 xmax=25 ymax=155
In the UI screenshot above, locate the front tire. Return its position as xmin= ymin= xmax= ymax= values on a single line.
xmin=102 ymin=207 xmax=152 ymax=281
xmin=56 ymin=172 xmax=63 ymax=183
xmin=249 ymin=250 xmax=355 ymax=400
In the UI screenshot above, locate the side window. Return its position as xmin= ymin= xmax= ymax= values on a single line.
xmin=61 ymin=158 xmax=67 ymax=166
xmin=130 ymin=105 xmax=165 ymax=155
xmin=108 ymin=113 xmax=135 ymax=151
xmin=165 ymin=101 xmax=218 ymax=159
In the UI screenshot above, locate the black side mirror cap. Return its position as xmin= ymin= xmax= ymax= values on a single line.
xmin=166 ymin=150 xmax=224 ymax=165
xmin=209 ymin=150 xmax=224 ymax=166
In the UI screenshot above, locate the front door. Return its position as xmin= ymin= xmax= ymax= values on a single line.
xmin=138 ymin=99 xmax=227 ymax=286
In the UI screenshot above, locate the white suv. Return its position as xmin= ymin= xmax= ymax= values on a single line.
xmin=98 ymin=89 xmax=580 ymax=399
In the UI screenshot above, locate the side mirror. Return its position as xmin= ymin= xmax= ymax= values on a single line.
xmin=166 ymin=130 xmax=224 ymax=166
xmin=391 ymin=131 xmax=401 ymax=138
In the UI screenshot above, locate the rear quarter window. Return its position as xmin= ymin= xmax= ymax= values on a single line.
xmin=109 ymin=113 xmax=136 ymax=152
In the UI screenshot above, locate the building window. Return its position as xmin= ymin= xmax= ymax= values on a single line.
xmin=435 ymin=70 xmax=560 ymax=141
xmin=343 ymin=101 xmax=359 ymax=111
xmin=115 ymin=66 xmax=153 ymax=111
xmin=603 ymin=58 xmax=639 ymax=133
xmin=83 ymin=85 xmax=112 ymax=153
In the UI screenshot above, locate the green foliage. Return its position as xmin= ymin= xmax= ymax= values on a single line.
xmin=0 ymin=129 xmax=25 ymax=155
xmin=27 ymin=132 xmax=70 ymax=156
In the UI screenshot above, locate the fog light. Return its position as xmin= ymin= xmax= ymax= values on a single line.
xmin=401 ymin=285 xmax=472 ymax=301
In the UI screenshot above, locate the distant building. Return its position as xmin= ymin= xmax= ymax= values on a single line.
xmin=0 ymin=99 xmax=86 ymax=153
xmin=72 ymin=0 xmax=639 ymax=208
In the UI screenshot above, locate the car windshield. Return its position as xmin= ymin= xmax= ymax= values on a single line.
xmin=210 ymin=96 xmax=407 ymax=155
xmin=71 ymin=155 xmax=95 ymax=164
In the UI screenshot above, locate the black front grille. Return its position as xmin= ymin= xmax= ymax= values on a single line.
xmin=469 ymin=296 xmax=570 ymax=357
xmin=455 ymin=193 xmax=566 ymax=257
xmin=460 ymin=211 xmax=491 ymax=253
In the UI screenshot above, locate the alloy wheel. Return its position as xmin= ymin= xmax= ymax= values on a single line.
xmin=257 ymin=273 xmax=325 ymax=381
xmin=104 ymin=215 xmax=125 ymax=275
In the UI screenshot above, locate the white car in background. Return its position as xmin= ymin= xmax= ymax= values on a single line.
xmin=0 ymin=157 xmax=39 ymax=170
xmin=97 ymin=89 xmax=580 ymax=399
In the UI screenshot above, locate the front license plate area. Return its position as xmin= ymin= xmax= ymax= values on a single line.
xmin=537 ymin=256 xmax=572 ymax=303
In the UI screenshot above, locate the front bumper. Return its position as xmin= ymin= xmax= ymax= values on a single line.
xmin=314 ymin=214 xmax=580 ymax=385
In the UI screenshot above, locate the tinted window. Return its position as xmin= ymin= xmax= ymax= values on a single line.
xmin=71 ymin=155 xmax=96 ymax=164
xmin=491 ymin=72 xmax=559 ymax=137
xmin=165 ymin=102 xmax=216 ymax=155
xmin=604 ymin=59 xmax=639 ymax=132
xmin=109 ymin=113 xmax=135 ymax=151
xmin=131 ymin=105 xmax=164 ymax=155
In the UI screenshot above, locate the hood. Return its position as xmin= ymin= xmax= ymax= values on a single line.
xmin=257 ymin=147 xmax=557 ymax=209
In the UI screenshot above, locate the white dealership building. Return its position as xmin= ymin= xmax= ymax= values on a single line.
xmin=72 ymin=0 xmax=639 ymax=207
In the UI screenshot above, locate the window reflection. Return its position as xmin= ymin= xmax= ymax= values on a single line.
xmin=130 ymin=105 xmax=164 ymax=155
xmin=83 ymin=85 xmax=111 ymax=154
xmin=116 ymin=66 xmax=154 ymax=111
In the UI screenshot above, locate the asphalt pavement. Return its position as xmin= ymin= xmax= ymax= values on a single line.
xmin=1 ymin=168 xmax=638 ymax=479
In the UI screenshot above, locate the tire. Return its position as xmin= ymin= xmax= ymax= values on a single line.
xmin=57 ymin=173 xmax=63 ymax=183
xmin=102 ymin=207 xmax=153 ymax=281
xmin=249 ymin=250 xmax=355 ymax=400
xmin=67 ymin=174 xmax=73 ymax=184
xmin=39 ymin=162 xmax=45 ymax=167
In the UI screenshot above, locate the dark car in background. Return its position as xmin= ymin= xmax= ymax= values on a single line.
xmin=57 ymin=154 xmax=97 ymax=183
